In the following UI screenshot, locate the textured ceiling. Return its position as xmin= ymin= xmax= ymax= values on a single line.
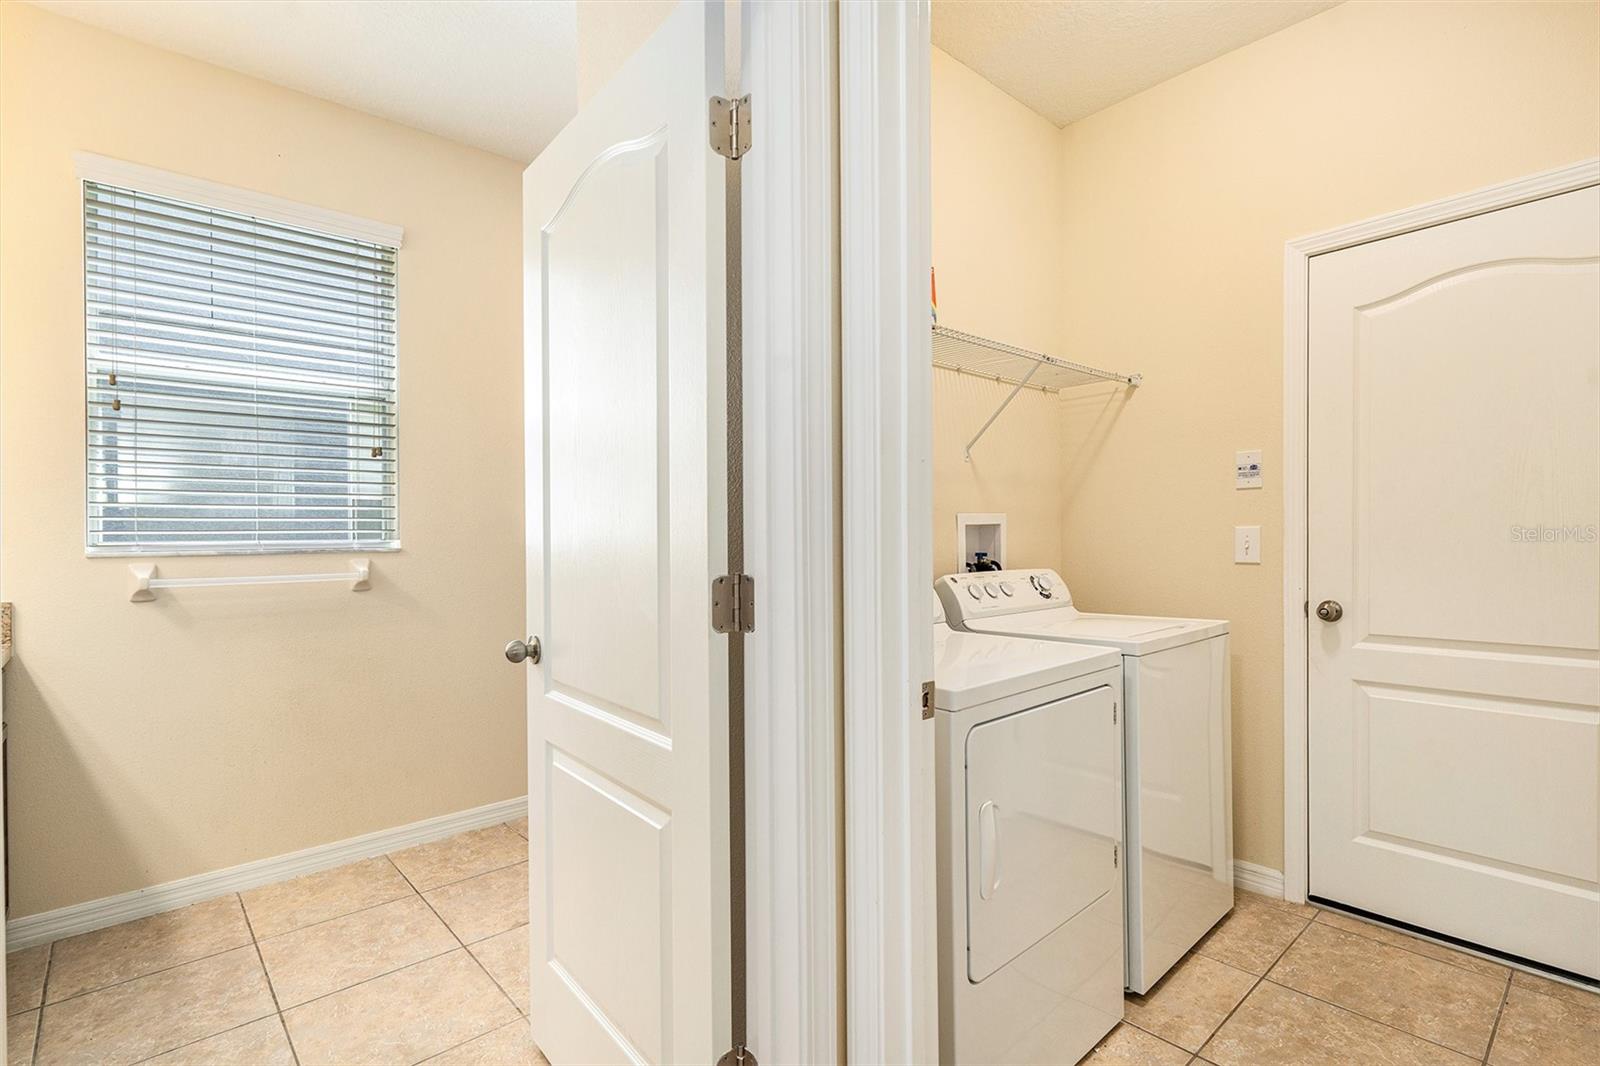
xmin=30 ymin=0 xmax=1342 ymax=157
xmin=932 ymin=0 xmax=1341 ymax=127
xmin=28 ymin=0 xmax=577 ymax=162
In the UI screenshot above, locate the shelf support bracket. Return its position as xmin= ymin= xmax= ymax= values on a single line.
xmin=964 ymin=361 xmax=1041 ymax=461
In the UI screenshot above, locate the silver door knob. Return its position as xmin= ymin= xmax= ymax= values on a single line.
xmin=504 ymin=636 xmax=541 ymax=664
xmin=1315 ymin=600 xmax=1343 ymax=622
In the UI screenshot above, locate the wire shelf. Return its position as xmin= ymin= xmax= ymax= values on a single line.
xmin=931 ymin=325 xmax=1142 ymax=460
xmin=931 ymin=325 xmax=1141 ymax=393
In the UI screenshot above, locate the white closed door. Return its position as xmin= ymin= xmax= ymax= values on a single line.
xmin=522 ymin=3 xmax=731 ymax=1062
xmin=1307 ymin=185 xmax=1600 ymax=977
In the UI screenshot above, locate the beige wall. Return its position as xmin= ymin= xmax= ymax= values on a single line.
xmin=576 ymin=0 xmax=677 ymax=106
xmin=931 ymin=48 xmax=1086 ymax=577
xmin=934 ymin=1 xmax=1600 ymax=871
xmin=0 ymin=3 xmax=527 ymax=916
xmin=575 ymin=1 xmax=739 ymax=108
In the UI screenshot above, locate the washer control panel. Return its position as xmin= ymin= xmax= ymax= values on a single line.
xmin=937 ymin=569 xmax=1073 ymax=623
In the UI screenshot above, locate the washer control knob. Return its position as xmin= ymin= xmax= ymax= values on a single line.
xmin=983 ymin=582 xmax=999 ymax=598
xmin=999 ymin=581 xmax=1014 ymax=597
xmin=966 ymin=584 xmax=982 ymax=601
xmin=1036 ymin=574 xmax=1053 ymax=591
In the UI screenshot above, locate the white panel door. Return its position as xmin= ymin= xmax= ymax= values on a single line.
xmin=522 ymin=4 xmax=730 ymax=1062
xmin=1307 ymin=186 xmax=1600 ymax=977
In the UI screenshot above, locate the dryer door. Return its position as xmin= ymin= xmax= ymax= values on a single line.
xmin=966 ymin=684 xmax=1120 ymax=982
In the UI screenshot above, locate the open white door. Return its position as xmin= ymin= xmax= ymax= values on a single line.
xmin=521 ymin=3 xmax=732 ymax=1062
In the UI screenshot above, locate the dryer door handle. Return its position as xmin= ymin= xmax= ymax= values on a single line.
xmin=978 ymin=800 xmax=1002 ymax=899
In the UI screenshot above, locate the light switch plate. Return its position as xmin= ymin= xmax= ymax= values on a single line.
xmin=1235 ymin=525 xmax=1261 ymax=564
xmin=1235 ymin=450 xmax=1263 ymax=489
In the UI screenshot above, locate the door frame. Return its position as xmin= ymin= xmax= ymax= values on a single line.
xmin=838 ymin=3 xmax=939 ymax=1063
xmin=740 ymin=1 xmax=843 ymax=1062
xmin=1279 ymin=157 xmax=1600 ymax=904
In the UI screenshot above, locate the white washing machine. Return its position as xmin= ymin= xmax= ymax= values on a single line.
xmin=937 ymin=570 xmax=1233 ymax=995
xmin=932 ymin=595 xmax=1125 ymax=1066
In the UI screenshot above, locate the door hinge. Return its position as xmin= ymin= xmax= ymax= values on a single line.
xmin=920 ymin=679 xmax=935 ymax=721
xmin=712 ymin=574 xmax=755 ymax=633
xmin=710 ymin=94 xmax=752 ymax=160
xmin=1304 ymin=600 xmax=1310 ymax=618
xmin=1113 ymin=843 xmax=1120 ymax=869
xmin=1113 ymin=701 xmax=1118 ymax=725
xmin=717 ymin=1045 xmax=758 ymax=1066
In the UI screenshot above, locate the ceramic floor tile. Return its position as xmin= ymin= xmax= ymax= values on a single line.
xmin=423 ymin=1019 xmax=549 ymax=1065
xmin=241 ymin=855 xmax=415 ymax=939
xmin=1085 ymin=1021 xmax=1191 ymax=1065
xmin=1202 ymin=981 xmax=1477 ymax=1066
xmin=1235 ymin=888 xmax=1318 ymax=920
xmin=9 ymin=1010 xmax=39 ymax=1066
xmin=1487 ymin=984 xmax=1600 ymax=1066
xmin=388 ymin=826 xmax=527 ymax=892
xmin=258 ymin=895 xmax=459 ymax=1007
xmin=1313 ymin=910 xmax=1510 ymax=980
xmin=283 ymin=949 xmax=518 ymax=1065
xmin=34 ymin=945 xmax=274 ymax=1066
xmin=1194 ymin=893 xmax=1313 ymax=975
xmin=144 ymin=1016 xmax=297 ymax=1065
xmin=507 ymin=816 xmax=529 ymax=840
xmin=424 ymin=862 xmax=529 ymax=944
xmin=1267 ymin=922 xmax=1504 ymax=1057
xmin=46 ymin=895 xmax=253 ymax=1003
xmin=1122 ymin=952 xmax=1257 ymax=1052
xmin=470 ymin=926 xmax=530 ymax=1015
xmin=1507 ymin=969 xmax=1600 ymax=1014
xmin=8 ymin=943 xmax=50 ymax=1015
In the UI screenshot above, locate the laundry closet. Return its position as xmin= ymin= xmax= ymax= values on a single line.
xmin=926 ymin=33 xmax=1238 ymax=1064
xmin=920 ymin=3 xmax=1600 ymax=1063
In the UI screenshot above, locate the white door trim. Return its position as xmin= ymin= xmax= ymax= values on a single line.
xmin=839 ymin=3 xmax=938 ymax=1062
xmin=740 ymin=1 xmax=841 ymax=1062
xmin=1280 ymin=157 xmax=1600 ymax=904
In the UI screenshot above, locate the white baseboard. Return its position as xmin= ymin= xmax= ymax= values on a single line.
xmin=1233 ymin=860 xmax=1286 ymax=900
xmin=6 ymin=795 xmax=529 ymax=952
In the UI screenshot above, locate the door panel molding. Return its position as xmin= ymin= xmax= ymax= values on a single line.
xmin=1282 ymin=157 xmax=1600 ymax=906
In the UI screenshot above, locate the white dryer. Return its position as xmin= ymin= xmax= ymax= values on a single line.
xmin=937 ymin=570 xmax=1232 ymax=995
xmin=932 ymin=595 xmax=1125 ymax=1066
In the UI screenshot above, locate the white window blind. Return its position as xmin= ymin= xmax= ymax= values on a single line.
xmin=84 ymin=180 xmax=398 ymax=554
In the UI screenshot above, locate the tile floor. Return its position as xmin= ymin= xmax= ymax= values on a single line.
xmin=8 ymin=832 xmax=1597 ymax=1066
xmin=6 ymin=817 xmax=542 ymax=1066
xmin=1088 ymin=889 xmax=1600 ymax=1066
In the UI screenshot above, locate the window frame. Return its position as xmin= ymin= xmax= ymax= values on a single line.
xmin=76 ymin=154 xmax=405 ymax=558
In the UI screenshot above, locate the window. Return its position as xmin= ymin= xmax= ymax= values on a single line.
xmin=84 ymin=176 xmax=399 ymax=555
